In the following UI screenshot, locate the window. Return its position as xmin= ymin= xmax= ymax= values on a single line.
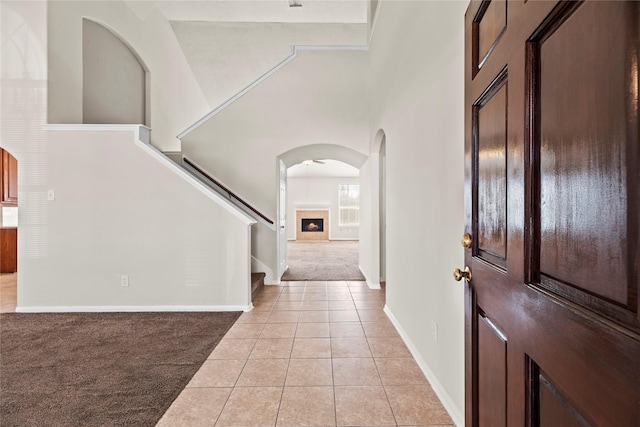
xmin=338 ymin=184 xmax=359 ymax=226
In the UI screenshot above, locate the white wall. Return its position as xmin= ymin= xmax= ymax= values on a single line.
xmin=181 ymin=48 xmax=369 ymax=282
xmin=47 ymin=1 xmax=209 ymax=151
xmin=171 ymin=21 xmax=367 ymax=108
xmin=22 ymin=127 xmax=253 ymax=311
xmin=82 ymin=19 xmax=146 ymax=125
xmin=358 ymin=159 xmax=375 ymax=284
xmin=287 ymin=176 xmax=359 ymax=240
xmin=1 ymin=1 xmax=252 ymax=312
xmin=367 ymin=1 xmax=467 ymax=424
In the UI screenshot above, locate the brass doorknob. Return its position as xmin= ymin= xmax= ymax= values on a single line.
xmin=453 ymin=266 xmax=472 ymax=282
xmin=461 ymin=233 xmax=472 ymax=249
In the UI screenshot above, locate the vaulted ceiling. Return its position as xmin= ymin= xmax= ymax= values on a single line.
xmin=155 ymin=0 xmax=368 ymax=24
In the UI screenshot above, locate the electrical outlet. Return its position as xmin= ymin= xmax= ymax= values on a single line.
xmin=121 ymin=275 xmax=129 ymax=287
xmin=47 ymin=189 xmax=55 ymax=201
xmin=430 ymin=320 xmax=438 ymax=343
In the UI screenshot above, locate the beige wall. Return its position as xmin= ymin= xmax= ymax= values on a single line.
xmin=1 ymin=1 xmax=252 ymax=311
xmin=287 ymin=176 xmax=359 ymax=241
xmin=82 ymin=19 xmax=146 ymax=125
xmin=366 ymin=1 xmax=467 ymax=424
xmin=171 ymin=21 xmax=367 ymax=108
xmin=21 ymin=127 xmax=253 ymax=310
xmin=182 ymin=49 xmax=369 ymax=283
xmin=47 ymin=1 xmax=209 ymax=150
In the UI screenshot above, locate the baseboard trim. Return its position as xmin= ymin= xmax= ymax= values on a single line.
xmin=383 ymin=305 xmax=464 ymax=427
xmin=359 ymin=265 xmax=381 ymax=289
xmin=15 ymin=305 xmax=253 ymax=313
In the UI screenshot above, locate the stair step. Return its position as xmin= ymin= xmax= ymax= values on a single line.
xmin=251 ymin=272 xmax=265 ymax=300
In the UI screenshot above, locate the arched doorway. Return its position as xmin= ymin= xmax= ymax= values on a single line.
xmin=371 ymin=129 xmax=387 ymax=286
xmin=277 ymin=144 xmax=368 ymax=281
xmin=377 ymin=133 xmax=386 ymax=284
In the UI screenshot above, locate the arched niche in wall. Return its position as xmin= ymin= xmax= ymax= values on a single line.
xmin=82 ymin=19 xmax=148 ymax=125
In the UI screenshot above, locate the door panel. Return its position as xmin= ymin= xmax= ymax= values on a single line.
xmin=532 ymin=0 xmax=639 ymax=328
xmin=464 ymin=1 xmax=640 ymax=426
xmin=477 ymin=314 xmax=507 ymax=427
xmin=474 ymin=70 xmax=508 ymax=267
xmin=532 ymin=365 xmax=591 ymax=427
xmin=472 ymin=0 xmax=508 ymax=76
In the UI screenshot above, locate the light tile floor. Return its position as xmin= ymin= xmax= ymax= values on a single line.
xmin=156 ymin=281 xmax=454 ymax=427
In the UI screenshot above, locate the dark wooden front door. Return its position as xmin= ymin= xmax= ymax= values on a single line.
xmin=463 ymin=1 xmax=640 ymax=425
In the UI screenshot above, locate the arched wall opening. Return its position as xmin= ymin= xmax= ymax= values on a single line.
xmin=82 ymin=19 xmax=149 ymax=125
xmin=276 ymin=144 xmax=368 ymax=280
xmin=360 ymin=128 xmax=387 ymax=288
xmin=373 ymin=130 xmax=387 ymax=284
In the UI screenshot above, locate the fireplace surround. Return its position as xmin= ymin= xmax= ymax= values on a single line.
xmin=296 ymin=210 xmax=329 ymax=241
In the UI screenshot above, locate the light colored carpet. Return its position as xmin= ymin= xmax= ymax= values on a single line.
xmin=281 ymin=240 xmax=366 ymax=281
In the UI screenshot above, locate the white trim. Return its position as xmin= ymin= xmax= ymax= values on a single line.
xmin=42 ymin=123 xmax=148 ymax=133
xmin=136 ymin=141 xmax=257 ymax=226
xmin=287 ymin=237 xmax=358 ymax=242
xmin=177 ymin=44 xmax=368 ymax=139
xmin=359 ymin=265 xmax=381 ymax=289
xmin=293 ymin=204 xmax=331 ymax=209
xmin=384 ymin=305 xmax=464 ymax=427
xmin=252 ymin=256 xmax=280 ymax=285
xmin=15 ymin=305 xmax=253 ymax=313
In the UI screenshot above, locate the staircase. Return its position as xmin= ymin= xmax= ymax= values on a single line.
xmin=251 ymin=272 xmax=265 ymax=300
xmin=157 ymin=147 xmax=271 ymax=299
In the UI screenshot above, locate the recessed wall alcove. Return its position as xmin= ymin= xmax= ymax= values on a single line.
xmin=82 ymin=19 xmax=148 ymax=125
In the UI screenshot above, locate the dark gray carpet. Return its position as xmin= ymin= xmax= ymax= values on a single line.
xmin=281 ymin=240 xmax=366 ymax=281
xmin=0 ymin=311 xmax=240 ymax=427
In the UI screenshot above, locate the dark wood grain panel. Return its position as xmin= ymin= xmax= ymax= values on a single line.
xmin=0 ymin=228 xmax=17 ymax=273
xmin=474 ymin=71 xmax=508 ymax=266
xmin=466 ymin=1 xmax=640 ymax=425
xmin=528 ymin=360 xmax=592 ymax=427
xmin=530 ymin=0 xmax=639 ymax=324
xmin=1 ymin=149 xmax=18 ymax=205
xmin=478 ymin=313 xmax=507 ymax=427
xmin=472 ymin=0 xmax=507 ymax=76
xmin=538 ymin=374 xmax=590 ymax=427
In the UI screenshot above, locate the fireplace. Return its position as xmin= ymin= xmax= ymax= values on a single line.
xmin=302 ymin=218 xmax=324 ymax=232
xmin=296 ymin=209 xmax=329 ymax=241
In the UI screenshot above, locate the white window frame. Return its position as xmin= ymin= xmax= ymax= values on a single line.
xmin=338 ymin=184 xmax=360 ymax=227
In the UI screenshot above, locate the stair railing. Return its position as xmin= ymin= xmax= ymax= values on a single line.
xmin=182 ymin=156 xmax=275 ymax=229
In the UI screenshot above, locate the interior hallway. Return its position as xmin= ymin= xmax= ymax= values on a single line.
xmin=157 ymin=280 xmax=453 ymax=427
